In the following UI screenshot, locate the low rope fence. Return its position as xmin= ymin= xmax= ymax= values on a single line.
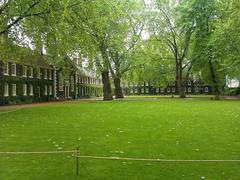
xmin=1 ymin=148 xmax=240 ymax=176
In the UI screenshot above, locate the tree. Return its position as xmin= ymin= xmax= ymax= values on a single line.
xmin=188 ymin=0 xmax=225 ymax=99
xmin=148 ymin=0 xmax=195 ymax=98
xmin=107 ymin=5 xmax=145 ymax=98
xmin=213 ymin=0 xmax=240 ymax=77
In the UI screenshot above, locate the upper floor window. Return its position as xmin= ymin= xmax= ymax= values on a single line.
xmin=4 ymin=83 xmax=9 ymax=97
xmin=37 ymin=68 xmax=41 ymax=79
xmin=49 ymin=70 xmax=52 ymax=80
xmin=71 ymin=76 xmax=74 ymax=84
xmin=11 ymin=63 xmax=16 ymax=76
xmin=29 ymin=67 xmax=33 ymax=78
xmin=188 ymin=81 xmax=191 ymax=86
xmin=3 ymin=63 xmax=9 ymax=75
xmin=23 ymin=66 xmax=27 ymax=77
xmin=29 ymin=84 xmax=33 ymax=96
xmin=12 ymin=84 xmax=17 ymax=96
xmin=23 ymin=84 xmax=27 ymax=96
xmin=44 ymin=69 xmax=48 ymax=79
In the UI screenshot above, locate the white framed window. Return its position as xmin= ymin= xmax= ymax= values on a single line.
xmin=44 ymin=85 xmax=48 ymax=95
xmin=188 ymin=81 xmax=191 ymax=86
xmin=49 ymin=85 xmax=52 ymax=95
xmin=172 ymin=87 xmax=175 ymax=93
xmin=49 ymin=70 xmax=52 ymax=80
xmin=130 ymin=88 xmax=133 ymax=93
xmin=146 ymin=88 xmax=149 ymax=93
xmin=167 ymin=88 xmax=170 ymax=93
xmin=4 ymin=83 xmax=9 ymax=97
xmin=161 ymin=88 xmax=164 ymax=93
xmin=71 ymin=76 xmax=74 ymax=84
xmin=12 ymin=84 xmax=16 ymax=96
xmin=11 ymin=63 xmax=16 ymax=76
xmin=37 ymin=68 xmax=41 ymax=79
xmin=23 ymin=84 xmax=27 ymax=96
xmin=3 ymin=63 xmax=9 ymax=75
xmin=195 ymin=87 xmax=199 ymax=93
xmin=71 ymin=84 xmax=74 ymax=92
xmin=185 ymin=88 xmax=187 ymax=92
xmin=205 ymin=87 xmax=209 ymax=93
xmin=29 ymin=84 xmax=33 ymax=96
xmin=141 ymin=88 xmax=144 ymax=93
xmin=188 ymin=87 xmax=192 ymax=93
xmin=156 ymin=88 xmax=159 ymax=93
xmin=59 ymin=74 xmax=64 ymax=91
xmin=29 ymin=67 xmax=33 ymax=78
xmin=44 ymin=69 xmax=48 ymax=79
xmin=23 ymin=66 xmax=27 ymax=77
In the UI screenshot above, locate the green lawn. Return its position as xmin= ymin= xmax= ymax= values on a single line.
xmin=0 ymin=99 xmax=240 ymax=180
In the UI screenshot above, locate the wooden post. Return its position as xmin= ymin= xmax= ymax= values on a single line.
xmin=76 ymin=146 xmax=80 ymax=176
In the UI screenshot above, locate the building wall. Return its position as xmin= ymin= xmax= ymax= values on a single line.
xmin=123 ymin=80 xmax=212 ymax=95
xmin=0 ymin=61 xmax=103 ymax=105
xmin=0 ymin=61 xmax=55 ymax=105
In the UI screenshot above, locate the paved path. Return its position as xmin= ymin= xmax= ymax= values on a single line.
xmin=0 ymin=96 xmax=239 ymax=112
xmin=0 ymin=98 xmax=103 ymax=112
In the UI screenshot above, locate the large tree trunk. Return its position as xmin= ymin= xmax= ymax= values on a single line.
xmin=101 ymin=71 xmax=113 ymax=101
xmin=208 ymin=59 xmax=220 ymax=100
xmin=176 ymin=62 xmax=186 ymax=98
xmin=114 ymin=77 xmax=124 ymax=99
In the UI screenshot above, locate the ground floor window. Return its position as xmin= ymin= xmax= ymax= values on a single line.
xmin=12 ymin=84 xmax=17 ymax=96
xmin=172 ymin=87 xmax=175 ymax=93
xmin=49 ymin=85 xmax=52 ymax=95
xmin=167 ymin=88 xmax=170 ymax=93
xmin=195 ymin=87 xmax=199 ymax=93
xmin=44 ymin=85 xmax=48 ymax=95
xmin=205 ymin=87 xmax=209 ymax=93
xmin=30 ymin=84 xmax=34 ymax=96
xmin=130 ymin=88 xmax=133 ymax=93
xmin=188 ymin=87 xmax=192 ymax=93
xmin=146 ymin=88 xmax=149 ymax=93
xmin=71 ymin=84 xmax=74 ymax=92
xmin=161 ymin=88 xmax=164 ymax=93
xmin=23 ymin=84 xmax=27 ymax=96
xmin=4 ymin=83 xmax=9 ymax=97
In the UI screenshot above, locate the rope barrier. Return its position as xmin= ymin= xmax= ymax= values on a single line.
xmin=0 ymin=150 xmax=75 ymax=154
xmin=1 ymin=150 xmax=240 ymax=163
xmin=78 ymin=155 xmax=240 ymax=163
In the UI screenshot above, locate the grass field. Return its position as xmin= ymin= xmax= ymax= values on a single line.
xmin=0 ymin=99 xmax=240 ymax=180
